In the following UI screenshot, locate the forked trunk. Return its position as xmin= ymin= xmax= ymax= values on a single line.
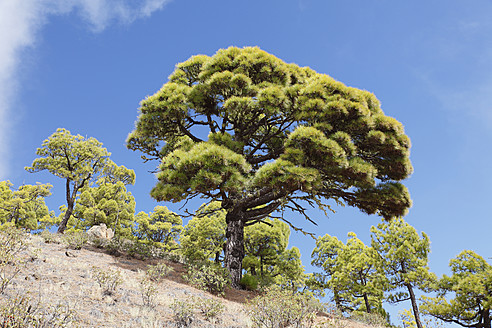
xmin=224 ymin=211 xmax=245 ymax=289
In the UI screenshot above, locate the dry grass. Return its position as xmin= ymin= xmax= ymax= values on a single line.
xmin=0 ymin=232 xmax=379 ymax=328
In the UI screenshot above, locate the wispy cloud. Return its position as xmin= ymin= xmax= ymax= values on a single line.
xmin=0 ymin=0 xmax=170 ymax=180
xmin=410 ymin=8 xmax=492 ymax=130
xmin=420 ymin=71 xmax=492 ymax=126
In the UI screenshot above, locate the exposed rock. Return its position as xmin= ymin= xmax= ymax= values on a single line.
xmin=87 ymin=223 xmax=114 ymax=241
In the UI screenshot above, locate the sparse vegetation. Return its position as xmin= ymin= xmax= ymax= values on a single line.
xmin=193 ymin=296 xmax=225 ymax=323
xmin=318 ymin=304 xmax=348 ymax=328
xmin=62 ymin=230 xmax=88 ymax=250
xmin=138 ymin=277 xmax=158 ymax=308
xmin=171 ymin=298 xmax=195 ymax=328
xmin=0 ymin=293 xmax=76 ymax=328
xmin=246 ymin=285 xmax=323 ymax=328
xmin=90 ymin=266 xmax=123 ymax=296
xmin=184 ymin=262 xmax=230 ymax=296
xmin=0 ymin=226 xmax=30 ymax=294
xmin=145 ymin=262 xmax=173 ymax=283
xmin=38 ymin=229 xmax=62 ymax=244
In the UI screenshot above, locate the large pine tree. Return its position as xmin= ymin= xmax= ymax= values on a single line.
xmin=127 ymin=46 xmax=413 ymax=287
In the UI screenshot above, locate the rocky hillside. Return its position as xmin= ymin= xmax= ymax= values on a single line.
xmin=0 ymin=230 xmax=378 ymax=328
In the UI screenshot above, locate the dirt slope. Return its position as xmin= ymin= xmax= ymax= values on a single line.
xmin=0 ymin=233 xmax=376 ymax=328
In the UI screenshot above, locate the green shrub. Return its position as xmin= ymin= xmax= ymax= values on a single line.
xmin=0 ymin=227 xmax=29 ymax=294
xmin=104 ymin=237 xmax=126 ymax=256
xmin=184 ymin=263 xmax=230 ymax=296
xmin=88 ymin=234 xmax=107 ymax=248
xmin=145 ymin=263 xmax=173 ymax=283
xmin=38 ymin=229 xmax=62 ymax=244
xmin=126 ymin=240 xmax=155 ymax=259
xmin=240 ymin=273 xmax=258 ymax=291
xmin=139 ymin=278 xmax=158 ymax=308
xmin=256 ymin=274 xmax=276 ymax=291
xmin=246 ymin=285 xmax=323 ymax=328
xmin=104 ymin=238 xmax=184 ymax=263
xmin=0 ymin=294 xmax=75 ymax=327
xmin=90 ymin=266 xmax=122 ymax=296
xmin=62 ymin=230 xmax=88 ymax=250
xmin=193 ymin=297 xmax=225 ymax=323
xmin=104 ymin=238 xmax=154 ymax=259
xmin=163 ymin=251 xmax=185 ymax=264
xmin=171 ymin=299 xmax=195 ymax=328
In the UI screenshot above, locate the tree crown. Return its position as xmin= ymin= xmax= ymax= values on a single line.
xmin=128 ymin=46 xmax=413 ymax=225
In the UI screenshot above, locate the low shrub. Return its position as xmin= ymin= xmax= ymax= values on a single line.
xmin=193 ymin=297 xmax=225 ymax=323
xmin=145 ymin=263 xmax=174 ymax=283
xmin=0 ymin=227 xmax=29 ymax=294
xmin=163 ymin=251 xmax=185 ymax=264
xmin=184 ymin=262 xmax=230 ymax=296
xmin=126 ymin=240 xmax=155 ymax=259
xmin=38 ymin=229 xmax=62 ymax=244
xmin=103 ymin=238 xmax=149 ymax=258
xmin=171 ymin=299 xmax=195 ymax=328
xmin=139 ymin=278 xmax=158 ymax=308
xmin=0 ymin=293 xmax=75 ymax=327
xmin=88 ymin=235 xmax=108 ymax=249
xmin=246 ymin=285 xmax=323 ymax=328
xmin=105 ymin=238 xmax=167 ymax=259
xmin=90 ymin=266 xmax=122 ymax=296
xmin=62 ymin=230 xmax=88 ymax=250
xmin=104 ymin=237 xmax=127 ymax=256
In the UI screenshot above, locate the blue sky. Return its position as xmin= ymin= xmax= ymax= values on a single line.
xmin=1 ymin=0 xmax=491 ymax=324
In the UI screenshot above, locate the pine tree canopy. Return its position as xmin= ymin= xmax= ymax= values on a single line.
xmin=128 ymin=46 xmax=412 ymax=222
xmin=26 ymin=128 xmax=135 ymax=233
xmin=422 ymin=250 xmax=492 ymax=328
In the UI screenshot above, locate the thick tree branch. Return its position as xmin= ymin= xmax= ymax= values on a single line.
xmin=244 ymin=201 xmax=282 ymax=221
xmin=177 ymin=121 xmax=202 ymax=143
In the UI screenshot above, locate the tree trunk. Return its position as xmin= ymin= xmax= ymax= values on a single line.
xmin=58 ymin=201 xmax=74 ymax=233
xmin=406 ymin=283 xmax=423 ymax=328
xmin=58 ymin=179 xmax=75 ymax=234
xmin=363 ymin=293 xmax=372 ymax=313
xmin=224 ymin=211 xmax=245 ymax=289
xmin=480 ymin=310 xmax=491 ymax=328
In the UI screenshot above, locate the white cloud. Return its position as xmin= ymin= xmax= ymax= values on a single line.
xmin=0 ymin=0 xmax=170 ymax=180
xmin=42 ymin=0 xmax=171 ymax=32
xmin=424 ymin=75 xmax=492 ymax=127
